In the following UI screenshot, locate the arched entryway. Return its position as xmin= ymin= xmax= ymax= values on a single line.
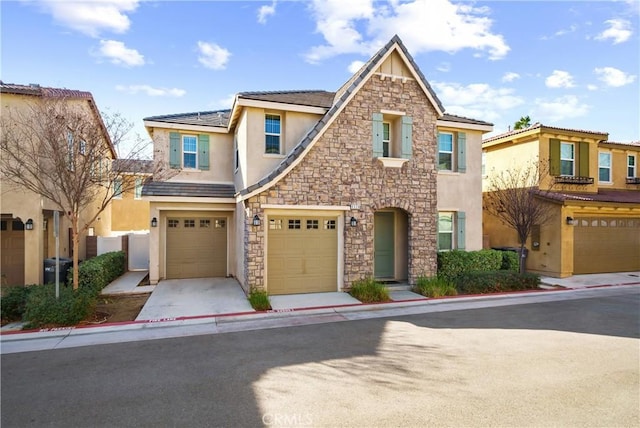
xmin=1 ymin=217 xmax=25 ymax=286
xmin=373 ymin=208 xmax=408 ymax=281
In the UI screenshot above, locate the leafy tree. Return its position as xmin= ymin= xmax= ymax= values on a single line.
xmin=0 ymin=96 xmax=159 ymax=290
xmin=483 ymin=160 xmax=555 ymax=273
xmin=514 ymin=115 xmax=531 ymax=130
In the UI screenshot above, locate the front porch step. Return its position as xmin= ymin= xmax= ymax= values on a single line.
xmin=384 ymin=283 xmax=411 ymax=291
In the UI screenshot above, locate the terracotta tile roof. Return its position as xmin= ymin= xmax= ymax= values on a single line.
xmin=535 ymin=189 xmax=640 ymax=204
xmin=112 ymin=159 xmax=154 ymax=174
xmin=144 ymin=109 xmax=231 ymax=127
xmin=483 ymin=122 xmax=609 ymax=144
xmin=0 ymin=81 xmax=93 ymax=99
xmin=238 ymin=90 xmax=335 ymax=108
xmin=142 ymin=181 xmax=235 ymax=198
xmin=600 ymin=140 xmax=640 ymax=148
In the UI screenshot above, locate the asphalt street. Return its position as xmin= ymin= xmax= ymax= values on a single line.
xmin=2 ymin=286 xmax=639 ymax=427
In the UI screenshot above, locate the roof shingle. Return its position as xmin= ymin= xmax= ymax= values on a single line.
xmin=142 ymin=181 xmax=235 ymax=198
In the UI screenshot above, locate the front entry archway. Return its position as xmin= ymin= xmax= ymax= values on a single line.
xmin=373 ymin=209 xmax=408 ymax=281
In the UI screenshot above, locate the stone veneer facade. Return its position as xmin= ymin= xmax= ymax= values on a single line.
xmin=244 ymin=74 xmax=439 ymax=290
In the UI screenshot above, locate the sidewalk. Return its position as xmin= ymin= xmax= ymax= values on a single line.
xmin=2 ymin=284 xmax=638 ymax=355
xmin=540 ymin=271 xmax=640 ymax=288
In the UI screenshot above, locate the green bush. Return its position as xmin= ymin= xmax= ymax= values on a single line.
xmin=413 ymin=276 xmax=457 ymax=298
xmin=498 ymin=250 xmax=520 ymax=272
xmin=23 ymin=284 xmax=95 ymax=328
xmin=248 ymin=289 xmax=271 ymax=311
xmin=454 ymin=271 xmax=540 ymax=295
xmin=1 ymin=285 xmax=35 ymax=322
xmin=437 ymin=250 xmax=503 ymax=281
xmin=68 ymin=251 xmax=126 ymax=296
xmin=349 ymin=277 xmax=390 ymax=303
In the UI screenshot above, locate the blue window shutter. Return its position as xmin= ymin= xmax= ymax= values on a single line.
xmin=457 ymin=132 xmax=466 ymax=173
xmin=169 ymin=132 xmax=181 ymax=169
xmin=401 ymin=116 xmax=413 ymax=159
xmin=198 ymin=134 xmax=210 ymax=170
xmin=457 ymin=211 xmax=466 ymax=250
xmin=372 ymin=113 xmax=383 ymax=157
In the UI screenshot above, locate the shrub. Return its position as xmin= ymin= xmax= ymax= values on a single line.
xmin=437 ymin=250 xmax=504 ymax=280
xmin=413 ymin=276 xmax=457 ymax=298
xmin=68 ymin=251 xmax=126 ymax=296
xmin=248 ymin=289 xmax=271 ymax=311
xmin=454 ymin=271 xmax=540 ymax=295
xmin=498 ymin=250 xmax=520 ymax=272
xmin=23 ymin=284 xmax=95 ymax=328
xmin=1 ymin=285 xmax=35 ymax=322
xmin=349 ymin=277 xmax=390 ymax=303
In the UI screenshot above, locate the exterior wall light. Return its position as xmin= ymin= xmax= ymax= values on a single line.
xmin=350 ymin=216 xmax=358 ymax=227
xmin=252 ymin=215 xmax=261 ymax=227
xmin=151 ymin=217 xmax=158 ymax=228
xmin=566 ymin=216 xmax=574 ymax=225
xmin=25 ymin=219 xmax=34 ymax=230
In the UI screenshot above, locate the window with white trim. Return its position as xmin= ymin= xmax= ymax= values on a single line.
xmin=134 ymin=177 xmax=143 ymax=199
xmin=560 ymin=142 xmax=575 ymax=176
xmin=598 ymin=151 xmax=611 ymax=182
xmin=438 ymin=133 xmax=453 ymax=171
xmin=182 ymin=135 xmax=197 ymax=168
xmin=628 ymin=154 xmax=636 ymax=178
xmin=382 ymin=122 xmax=391 ymax=158
xmin=438 ymin=212 xmax=454 ymax=251
xmin=265 ymin=114 xmax=281 ymax=154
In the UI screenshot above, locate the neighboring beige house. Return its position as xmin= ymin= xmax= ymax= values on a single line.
xmin=0 ymin=82 xmax=115 ymax=285
xmin=110 ymin=159 xmax=153 ymax=234
xmin=143 ymin=36 xmax=492 ymax=294
xmin=483 ymin=123 xmax=640 ymax=277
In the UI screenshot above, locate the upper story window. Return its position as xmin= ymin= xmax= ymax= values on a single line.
xmin=265 ymin=114 xmax=281 ymax=154
xmin=113 ymin=178 xmax=123 ymax=199
xmin=234 ymin=134 xmax=239 ymax=172
xmin=437 ymin=131 xmax=467 ymax=173
xmin=372 ymin=112 xmax=412 ymax=163
xmin=628 ymin=155 xmax=636 ymax=178
xmin=134 ymin=177 xmax=143 ymax=199
xmin=598 ymin=151 xmax=612 ymax=183
xmin=169 ymin=132 xmax=210 ymax=170
xmin=183 ymin=135 xmax=197 ymax=168
xmin=382 ymin=122 xmax=391 ymax=157
xmin=560 ymin=142 xmax=575 ymax=176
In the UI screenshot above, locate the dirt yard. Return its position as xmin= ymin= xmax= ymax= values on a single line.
xmin=83 ymin=294 xmax=150 ymax=324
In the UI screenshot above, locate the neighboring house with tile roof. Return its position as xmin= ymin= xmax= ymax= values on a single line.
xmin=482 ymin=124 xmax=640 ymax=277
xmin=142 ymin=35 xmax=493 ymax=293
xmin=0 ymin=82 xmax=115 ymax=285
xmin=110 ymin=159 xmax=155 ymax=234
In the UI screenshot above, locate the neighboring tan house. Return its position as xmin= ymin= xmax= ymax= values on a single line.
xmin=482 ymin=123 xmax=640 ymax=277
xmin=142 ymin=35 xmax=492 ymax=294
xmin=0 ymin=82 xmax=115 ymax=285
xmin=111 ymin=159 xmax=153 ymax=234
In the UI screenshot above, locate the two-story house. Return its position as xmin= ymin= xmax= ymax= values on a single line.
xmin=111 ymin=159 xmax=153 ymax=233
xmin=0 ymin=82 xmax=115 ymax=285
xmin=482 ymin=123 xmax=640 ymax=277
xmin=142 ymin=35 xmax=492 ymax=294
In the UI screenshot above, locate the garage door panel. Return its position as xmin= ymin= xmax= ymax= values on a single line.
xmin=574 ymin=217 xmax=640 ymax=274
xmin=267 ymin=216 xmax=338 ymax=295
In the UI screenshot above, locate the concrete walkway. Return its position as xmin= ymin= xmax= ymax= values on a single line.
xmin=101 ymin=271 xmax=153 ymax=295
xmin=540 ymin=271 xmax=640 ymax=288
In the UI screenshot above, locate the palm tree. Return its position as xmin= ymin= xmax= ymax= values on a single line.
xmin=514 ymin=115 xmax=531 ymax=130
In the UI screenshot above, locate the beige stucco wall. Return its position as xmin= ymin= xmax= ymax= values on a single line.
xmin=111 ymin=176 xmax=150 ymax=232
xmin=438 ymin=128 xmax=485 ymax=251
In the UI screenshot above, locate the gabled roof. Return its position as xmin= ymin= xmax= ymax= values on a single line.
xmin=238 ymin=90 xmax=335 ymax=108
xmin=144 ymin=110 xmax=231 ymax=128
xmin=484 ymin=122 xmax=608 ymax=144
xmin=237 ymin=35 xmax=447 ymax=198
xmin=600 ymin=140 xmax=640 ymax=148
xmin=142 ymin=181 xmax=235 ymax=198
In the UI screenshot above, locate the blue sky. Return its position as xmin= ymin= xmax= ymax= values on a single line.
xmin=2 ymin=0 xmax=639 ymax=151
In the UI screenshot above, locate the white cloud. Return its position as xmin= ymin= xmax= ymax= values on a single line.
xmin=197 ymin=41 xmax=231 ymax=70
xmin=116 ymin=85 xmax=186 ymax=97
xmin=545 ymin=70 xmax=575 ymax=88
xmin=305 ymin=0 xmax=509 ymax=63
xmin=595 ymin=19 xmax=632 ymax=44
xmin=348 ymin=60 xmax=365 ymax=73
xmin=594 ymin=67 xmax=637 ymax=87
xmin=533 ymin=95 xmax=589 ymax=122
xmin=94 ymin=40 xmax=145 ymax=67
xmin=432 ymin=81 xmax=524 ymax=122
xmin=587 ymin=84 xmax=598 ymax=91
xmin=436 ymin=62 xmax=451 ymax=72
xmin=257 ymin=1 xmax=276 ymax=24
xmin=210 ymin=93 xmax=237 ymax=109
xmin=32 ymin=0 xmax=139 ymax=37
xmin=501 ymin=72 xmax=520 ymax=83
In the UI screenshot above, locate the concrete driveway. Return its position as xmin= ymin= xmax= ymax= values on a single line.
xmin=135 ymin=278 xmax=254 ymax=321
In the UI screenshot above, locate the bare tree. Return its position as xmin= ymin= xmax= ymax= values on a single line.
xmin=0 ymin=96 xmax=160 ymax=290
xmin=483 ymin=160 xmax=555 ymax=273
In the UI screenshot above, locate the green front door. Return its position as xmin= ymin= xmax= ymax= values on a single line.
xmin=374 ymin=212 xmax=395 ymax=278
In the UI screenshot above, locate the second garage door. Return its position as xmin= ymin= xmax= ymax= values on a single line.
xmin=166 ymin=217 xmax=227 ymax=279
xmin=267 ymin=216 xmax=338 ymax=295
xmin=573 ymin=217 xmax=640 ymax=274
